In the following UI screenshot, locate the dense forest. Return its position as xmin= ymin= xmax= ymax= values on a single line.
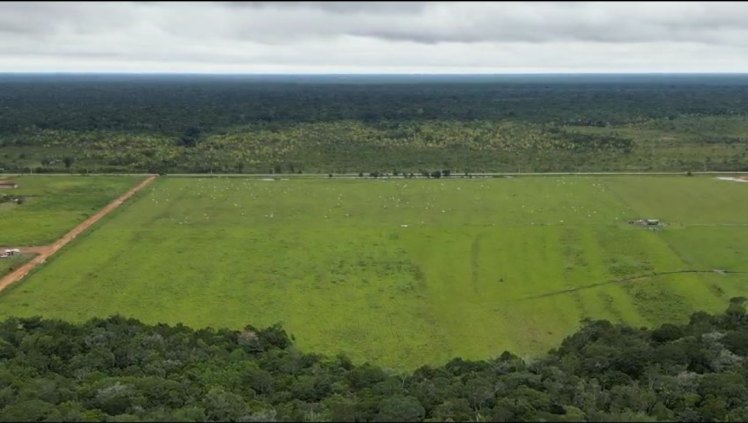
xmin=1 ymin=299 xmax=748 ymax=422
xmin=1 ymin=74 xmax=747 ymax=174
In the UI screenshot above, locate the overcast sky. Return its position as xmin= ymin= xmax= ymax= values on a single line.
xmin=2 ymin=1 xmax=748 ymax=73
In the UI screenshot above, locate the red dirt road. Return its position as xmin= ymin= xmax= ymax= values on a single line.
xmin=0 ymin=175 xmax=157 ymax=293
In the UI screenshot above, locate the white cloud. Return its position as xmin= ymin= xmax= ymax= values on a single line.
xmin=1 ymin=1 xmax=747 ymax=73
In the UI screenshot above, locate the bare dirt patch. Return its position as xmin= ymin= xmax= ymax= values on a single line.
xmin=0 ymin=180 xmax=18 ymax=189
xmin=0 ymin=246 xmax=51 ymax=256
xmin=19 ymin=246 xmax=52 ymax=255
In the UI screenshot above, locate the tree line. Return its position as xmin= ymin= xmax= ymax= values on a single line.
xmin=1 ymin=76 xmax=748 ymax=174
xmin=1 ymin=299 xmax=748 ymax=421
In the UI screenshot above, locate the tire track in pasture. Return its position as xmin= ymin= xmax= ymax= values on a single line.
xmin=470 ymin=234 xmax=482 ymax=294
xmin=520 ymin=269 xmax=748 ymax=301
xmin=599 ymin=177 xmax=739 ymax=314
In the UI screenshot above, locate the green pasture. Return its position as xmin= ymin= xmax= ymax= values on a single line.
xmin=0 ymin=255 xmax=31 ymax=278
xmin=0 ymin=175 xmax=141 ymax=246
xmin=1 ymin=176 xmax=747 ymax=369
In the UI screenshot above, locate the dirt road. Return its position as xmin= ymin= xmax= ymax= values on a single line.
xmin=0 ymin=175 xmax=157 ymax=293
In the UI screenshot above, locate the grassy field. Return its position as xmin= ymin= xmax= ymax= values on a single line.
xmin=0 ymin=254 xmax=32 ymax=278
xmin=0 ymin=175 xmax=142 ymax=246
xmin=0 ymin=175 xmax=746 ymax=369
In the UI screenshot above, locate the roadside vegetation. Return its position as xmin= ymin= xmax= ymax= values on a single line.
xmin=0 ymin=256 xmax=29 ymax=280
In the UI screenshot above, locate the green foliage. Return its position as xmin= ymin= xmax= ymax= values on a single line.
xmin=1 ymin=76 xmax=748 ymax=173
xmin=178 ymin=127 xmax=202 ymax=148
xmin=0 ymin=303 xmax=747 ymax=421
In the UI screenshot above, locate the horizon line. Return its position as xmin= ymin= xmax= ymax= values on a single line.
xmin=2 ymin=71 xmax=748 ymax=76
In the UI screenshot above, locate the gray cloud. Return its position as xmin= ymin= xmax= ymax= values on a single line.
xmin=1 ymin=2 xmax=748 ymax=72
xmin=235 ymin=2 xmax=429 ymax=14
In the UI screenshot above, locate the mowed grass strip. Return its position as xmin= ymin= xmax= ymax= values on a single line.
xmin=0 ymin=176 xmax=746 ymax=369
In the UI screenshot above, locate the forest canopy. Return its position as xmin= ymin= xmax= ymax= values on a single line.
xmin=0 ymin=300 xmax=748 ymax=421
xmin=1 ymin=74 xmax=747 ymax=174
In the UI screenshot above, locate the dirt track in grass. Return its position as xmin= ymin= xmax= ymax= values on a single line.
xmin=0 ymin=175 xmax=157 ymax=293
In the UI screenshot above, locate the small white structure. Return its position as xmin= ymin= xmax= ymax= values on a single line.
xmin=1 ymin=248 xmax=20 ymax=259
xmin=629 ymin=218 xmax=662 ymax=228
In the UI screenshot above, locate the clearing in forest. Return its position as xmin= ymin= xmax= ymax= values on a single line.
xmin=0 ymin=175 xmax=746 ymax=370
